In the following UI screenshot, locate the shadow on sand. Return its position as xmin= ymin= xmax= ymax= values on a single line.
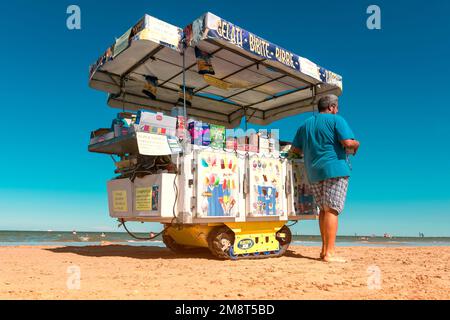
xmin=46 ymin=245 xmax=321 ymax=261
xmin=45 ymin=245 xmax=214 ymax=260
xmin=284 ymin=250 xmax=322 ymax=261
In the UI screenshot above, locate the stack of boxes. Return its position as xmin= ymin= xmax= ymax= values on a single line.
xmin=225 ymin=135 xmax=237 ymax=151
xmin=90 ymin=109 xmax=281 ymax=158
xmin=188 ymin=120 xmax=211 ymax=146
xmin=258 ymin=130 xmax=270 ymax=155
xmin=171 ymin=107 xmax=187 ymax=140
xmin=135 ymin=111 xmax=177 ymax=136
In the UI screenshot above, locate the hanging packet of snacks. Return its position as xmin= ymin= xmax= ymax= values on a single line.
xmin=195 ymin=46 xmax=215 ymax=75
xmin=177 ymin=85 xmax=194 ymax=107
xmin=142 ymin=75 xmax=158 ymax=99
xmin=209 ymin=124 xmax=226 ymax=149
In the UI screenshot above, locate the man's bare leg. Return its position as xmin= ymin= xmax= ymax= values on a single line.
xmin=319 ymin=209 xmax=326 ymax=259
xmin=321 ymin=206 xmax=346 ymax=263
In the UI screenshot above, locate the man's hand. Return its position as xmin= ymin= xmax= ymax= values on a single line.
xmin=289 ymin=146 xmax=303 ymax=159
xmin=341 ymin=139 xmax=360 ymax=155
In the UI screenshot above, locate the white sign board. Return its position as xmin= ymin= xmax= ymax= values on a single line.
xmin=136 ymin=132 xmax=172 ymax=155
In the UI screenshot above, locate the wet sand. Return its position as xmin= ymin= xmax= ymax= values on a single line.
xmin=0 ymin=245 xmax=449 ymax=300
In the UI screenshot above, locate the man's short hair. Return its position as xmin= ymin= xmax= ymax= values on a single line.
xmin=317 ymin=94 xmax=339 ymax=112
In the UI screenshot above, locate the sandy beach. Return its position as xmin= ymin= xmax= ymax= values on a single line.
xmin=0 ymin=245 xmax=449 ymax=300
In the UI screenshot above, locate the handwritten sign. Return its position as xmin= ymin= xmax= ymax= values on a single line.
xmin=135 ymin=187 xmax=152 ymax=211
xmin=136 ymin=132 xmax=172 ymax=155
xmin=112 ymin=190 xmax=128 ymax=212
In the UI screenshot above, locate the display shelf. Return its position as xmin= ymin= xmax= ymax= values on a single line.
xmin=88 ymin=132 xmax=138 ymax=155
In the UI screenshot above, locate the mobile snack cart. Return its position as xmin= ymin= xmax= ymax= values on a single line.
xmin=88 ymin=13 xmax=343 ymax=260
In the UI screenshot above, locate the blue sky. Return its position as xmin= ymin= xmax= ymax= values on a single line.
xmin=0 ymin=0 xmax=449 ymax=236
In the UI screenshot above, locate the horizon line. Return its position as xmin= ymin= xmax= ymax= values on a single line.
xmin=0 ymin=229 xmax=447 ymax=238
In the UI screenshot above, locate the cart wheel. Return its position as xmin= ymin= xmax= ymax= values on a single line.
xmin=207 ymin=226 xmax=235 ymax=260
xmin=162 ymin=232 xmax=192 ymax=254
xmin=229 ymin=246 xmax=239 ymax=260
xmin=275 ymin=225 xmax=292 ymax=256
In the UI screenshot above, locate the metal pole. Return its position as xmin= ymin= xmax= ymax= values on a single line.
xmin=181 ymin=42 xmax=188 ymax=153
xmin=244 ymin=108 xmax=248 ymax=131
xmin=182 ymin=44 xmax=187 ymax=126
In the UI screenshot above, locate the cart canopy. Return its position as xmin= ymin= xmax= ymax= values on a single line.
xmin=89 ymin=13 xmax=343 ymax=128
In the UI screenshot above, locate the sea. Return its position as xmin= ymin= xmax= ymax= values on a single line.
xmin=0 ymin=231 xmax=449 ymax=247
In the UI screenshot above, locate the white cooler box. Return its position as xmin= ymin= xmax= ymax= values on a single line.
xmin=194 ymin=149 xmax=244 ymax=218
xmin=107 ymin=178 xmax=134 ymax=218
xmin=287 ymin=160 xmax=319 ymax=217
xmin=133 ymin=173 xmax=177 ymax=218
xmin=246 ymin=155 xmax=286 ymax=217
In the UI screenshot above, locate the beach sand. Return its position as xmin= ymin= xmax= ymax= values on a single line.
xmin=0 ymin=245 xmax=449 ymax=300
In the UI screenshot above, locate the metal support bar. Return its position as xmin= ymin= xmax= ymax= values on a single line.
xmin=219 ymin=75 xmax=286 ymax=102
xmin=121 ymin=45 xmax=165 ymax=78
xmin=244 ymin=85 xmax=312 ymax=109
xmin=182 ymin=41 xmax=187 ymax=132
xmin=159 ymin=47 xmax=223 ymax=87
xmin=205 ymin=39 xmax=317 ymax=87
xmin=194 ymin=59 xmax=266 ymax=93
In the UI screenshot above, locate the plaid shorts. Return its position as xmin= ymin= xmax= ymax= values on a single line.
xmin=310 ymin=177 xmax=349 ymax=214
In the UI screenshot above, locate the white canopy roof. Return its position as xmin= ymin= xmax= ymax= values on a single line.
xmin=89 ymin=13 xmax=343 ymax=128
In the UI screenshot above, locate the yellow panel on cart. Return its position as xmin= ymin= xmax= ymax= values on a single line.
xmin=165 ymin=224 xmax=219 ymax=248
xmin=226 ymin=221 xmax=285 ymax=255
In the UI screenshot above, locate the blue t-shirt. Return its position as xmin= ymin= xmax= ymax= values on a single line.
xmin=292 ymin=114 xmax=355 ymax=183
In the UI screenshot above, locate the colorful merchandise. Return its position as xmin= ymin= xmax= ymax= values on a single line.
xmin=135 ymin=111 xmax=177 ymax=136
xmin=209 ymin=124 xmax=226 ymax=149
xmin=171 ymin=107 xmax=187 ymax=140
xmin=151 ymin=185 xmax=159 ymax=211
xmin=188 ymin=120 xmax=211 ymax=146
xmin=111 ymin=114 xmax=130 ymax=137
xmin=197 ymin=150 xmax=239 ymax=217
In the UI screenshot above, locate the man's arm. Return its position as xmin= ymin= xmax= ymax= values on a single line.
xmin=341 ymin=139 xmax=360 ymax=155
xmin=336 ymin=116 xmax=359 ymax=154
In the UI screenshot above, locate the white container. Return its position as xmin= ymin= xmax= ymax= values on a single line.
xmin=286 ymin=160 xmax=319 ymax=217
xmin=107 ymin=178 xmax=134 ymax=218
xmin=194 ymin=149 xmax=242 ymax=218
xmin=246 ymin=155 xmax=285 ymax=217
xmin=133 ymin=173 xmax=177 ymax=217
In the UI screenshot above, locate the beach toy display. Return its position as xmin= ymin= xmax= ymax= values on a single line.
xmin=87 ymin=11 xmax=342 ymax=260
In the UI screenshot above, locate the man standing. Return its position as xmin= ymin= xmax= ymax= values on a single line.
xmin=291 ymin=94 xmax=360 ymax=262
